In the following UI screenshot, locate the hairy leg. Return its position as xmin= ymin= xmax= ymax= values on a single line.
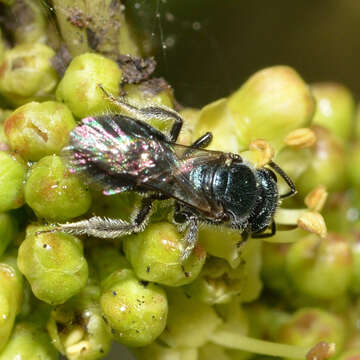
xmin=98 ymin=84 xmax=183 ymax=142
xmin=38 ymin=195 xmax=166 ymax=238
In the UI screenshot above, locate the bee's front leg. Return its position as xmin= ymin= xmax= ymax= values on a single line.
xmin=173 ymin=205 xmax=199 ymax=261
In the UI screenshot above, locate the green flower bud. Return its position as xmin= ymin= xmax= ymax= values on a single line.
xmin=18 ymin=226 xmax=88 ymax=305
xmin=100 ymin=268 xmax=168 ymax=347
xmin=5 ymin=101 xmax=76 ymax=161
xmin=124 ymin=222 xmax=206 ymax=286
xmin=160 ymin=288 xmax=222 ymax=348
xmin=185 ymin=239 xmax=262 ymax=304
xmin=199 ymin=343 xmax=231 ymax=360
xmin=9 ymin=0 xmax=47 ymax=45
xmin=215 ymin=300 xmax=249 ymax=336
xmin=194 ymin=98 xmax=239 ymax=153
xmin=296 ymin=126 xmax=346 ymax=195
xmin=0 ymin=151 xmax=26 ymax=212
xmin=337 ymin=350 xmax=360 ymax=360
xmin=346 ymin=141 xmax=360 ymax=187
xmin=199 ymin=227 xmax=243 ymax=268
xmin=0 ymin=251 xmax=23 ymax=351
xmin=183 ymin=257 xmax=234 ymax=305
xmin=122 ymin=81 xmax=175 ymax=130
xmin=90 ymin=245 xmax=131 ymax=282
xmin=47 ymin=284 xmax=111 ymax=360
xmin=90 ymin=191 xmax=138 ymax=223
xmin=349 ymin=233 xmax=360 ymax=294
xmin=124 ymin=81 xmax=174 ymax=108
xmin=277 ymin=308 xmax=345 ymax=357
xmin=25 ymin=155 xmax=91 ymax=221
xmin=0 ymin=213 xmax=18 ymax=257
xmin=0 ymin=109 xmax=11 ymax=123
xmin=133 ymin=343 xmax=198 ymax=360
xmin=178 ymin=108 xmax=200 ymax=146
xmin=0 ymin=123 xmax=9 ymax=152
xmin=246 ymin=303 xmax=290 ymax=341
xmin=322 ymin=193 xmax=353 ymax=233
xmin=275 ymin=147 xmax=312 ymax=184
xmin=0 ymin=44 xmax=58 ymax=106
xmin=285 ymin=233 xmax=352 ymax=300
xmin=0 ymin=110 xmax=10 ymax=152
xmin=56 ymin=53 xmax=122 ymax=118
xmin=0 ymin=321 xmax=58 ymax=360
xmin=227 ymin=66 xmax=315 ymax=152
xmin=311 ymin=82 xmax=355 ymax=141
xmin=261 ymin=242 xmax=292 ymax=293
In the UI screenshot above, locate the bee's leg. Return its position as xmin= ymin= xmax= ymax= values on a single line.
xmin=181 ymin=216 xmax=199 ymax=262
xmin=183 ymin=132 xmax=213 ymax=157
xmin=98 ymin=84 xmax=183 ymax=142
xmin=190 ymin=132 xmax=213 ymax=149
xmin=237 ymin=230 xmax=250 ymax=248
xmin=173 ymin=206 xmax=199 ymax=261
xmin=251 ymin=221 xmax=276 ymax=238
xmin=38 ymin=195 xmax=164 ymax=238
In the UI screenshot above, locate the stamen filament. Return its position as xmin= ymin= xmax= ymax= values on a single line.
xmin=274 ymin=208 xmax=307 ymax=225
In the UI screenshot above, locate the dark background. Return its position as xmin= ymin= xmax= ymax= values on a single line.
xmin=125 ymin=0 xmax=360 ymax=107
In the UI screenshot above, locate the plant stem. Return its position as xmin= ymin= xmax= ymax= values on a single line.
xmin=53 ymin=0 xmax=89 ymax=56
xmin=209 ymin=330 xmax=309 ymax=359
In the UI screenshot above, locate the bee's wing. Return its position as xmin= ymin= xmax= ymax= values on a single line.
xmin=62 ymin=115 xmax=172 ymax=195
xmin=63 ymin=115 xmax=226 ymax=214
xmin=144 ymin=143 xmax=226 ymax=215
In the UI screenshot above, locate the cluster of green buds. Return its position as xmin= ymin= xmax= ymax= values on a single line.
xmin=0 ymin=1 xmax=358 ymax=360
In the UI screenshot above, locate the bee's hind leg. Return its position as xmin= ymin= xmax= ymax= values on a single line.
xmin=37 ymin=195 xmax=164 ymax=238
xmin=98 ymin=84 xmax=183 ymax=142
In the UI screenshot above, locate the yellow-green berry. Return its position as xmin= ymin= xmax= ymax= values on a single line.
xmin=277 ymin=308 xmax=346 ymax=357
xmin=124 ymin=222 xmax=206 ymax=286
xmin=56 ymin=53 xmax=123 ymax=118
xmin=0 ymin=321 xmax=58 ymax=360
xmin=296 ymin=125 xmax=346 ymax=195
xmin=5 ymin=101 xmax=76 ymax=161
xmin=25 ymin=155 xmax=91 ymax=221
xmin=0 ymin=213 xmax=18 ymax=257
xmin=0 ymin=250 xmax=23 ymax=351
xmin=159 ymin=288 xmax=222 ymax=348
xmin=311 ymin=82 xmax=355 ymax=141
xmin=0 ymin=43 xmax=58 ymax=106
xmin=227 ymin=66 xmax=315 ymax=152
xmin=285 ymin=233 xmax=352 ymax=300
xmin=47 ymin=284 xmax=112 ymax=359
xmin=194 ymin=98 xmax=239 ymax=153
xmin=18 ymin=226 xmax=88 ymax=305
xmin=0 ymin=151 xmax=26 ymax=212
xmin=100 ymin=268 xmax=168 ymax=347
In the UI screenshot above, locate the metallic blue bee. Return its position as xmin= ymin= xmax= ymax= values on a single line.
xmin=53 ymin=86 xmax=296 ymax=260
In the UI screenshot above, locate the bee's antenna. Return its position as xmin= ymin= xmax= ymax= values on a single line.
xmin=268 ymin=161 xmax=297 ymax=199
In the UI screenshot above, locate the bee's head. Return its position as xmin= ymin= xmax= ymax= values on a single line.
xmin=248 ymin=168 xmax=279 ymax=233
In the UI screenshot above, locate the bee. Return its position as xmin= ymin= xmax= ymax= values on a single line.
xmin=49 ymin=86 xmax=296 ymax=260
